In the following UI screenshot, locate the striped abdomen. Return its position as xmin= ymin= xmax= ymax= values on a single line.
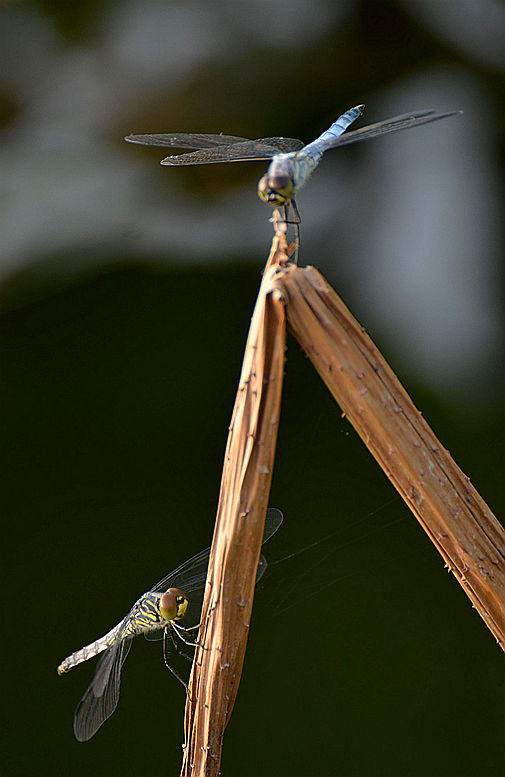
xmin=57 ymin=623 xmax=122 ymax=674
xmin=57 ymin=593 xmax=164 ymax=675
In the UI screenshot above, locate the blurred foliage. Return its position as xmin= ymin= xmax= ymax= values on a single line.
xmin=27 ymin=0 xmax=121 ymax=39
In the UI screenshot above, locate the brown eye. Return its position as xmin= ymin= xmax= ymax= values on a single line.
xmin=159 ymin=590 xmax=177 ymax=621
xmin=161 ymin=587 xmax=189 ymax=620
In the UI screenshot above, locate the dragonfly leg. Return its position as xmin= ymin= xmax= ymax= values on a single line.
xmin=287 ymin=200 xmax=301 ymax=263
xmin=270 ymin=204 xmax=300 ymax=262
xmin=170 ymin=630 xmax=195 ymax=662
xmin=163 ymin=628 xmax=189 ymax=689
xmin=171 ymin=621 xmax=201 ymax=648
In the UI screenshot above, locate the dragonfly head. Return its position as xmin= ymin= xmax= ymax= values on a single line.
xmin=160 ymin=587 xmax=189 ymax=621
xmin=257 ymin=173 xmax=294 ymax=206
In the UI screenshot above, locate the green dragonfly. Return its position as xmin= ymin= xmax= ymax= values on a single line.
xmin=125 ymin=104 xmax=461 ymax=242
xmin=58 ymin=508 xmax=283 ymax=742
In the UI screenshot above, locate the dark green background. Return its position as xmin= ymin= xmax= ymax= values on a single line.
xmin=1 ymin=1 xmax=503 ymax=775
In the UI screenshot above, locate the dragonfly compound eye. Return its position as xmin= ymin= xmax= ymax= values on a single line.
xmin=160 ymin=587 xmax=188 ymax=621
xmin=257 ymin=174 xmax=294 ymax=206
xmin=175 ymin=593 xmax=189 ymax=619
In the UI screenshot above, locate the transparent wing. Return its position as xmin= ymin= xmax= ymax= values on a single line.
xmin=125 ymin=132 xmax=254 ymax=149
xmin=144 ymin=628 xmax=164 ymax=642
xmin=315 ymin=109 xmax=461 ymax=152
xmin=68 ymin=510 xmax=283 ymax=737
xmin=149 ymin=507 xmax=284 ymax=595
xmin=255 ymin=138 xmax=305 ymax=153
xmin=261 ymin=507 xmax=284 ymax=544
xmin=160 ymin=139 xmax=303 ymax=166
xmin=125 ymin=132 xmax=304 ymax=165
xmin=73 ymin=630 xmax=132 ymax=742
xmin=150 ymin=546 xmax=210 ymax=596
xmin=144 ymin=509 xmax=282 ymax=639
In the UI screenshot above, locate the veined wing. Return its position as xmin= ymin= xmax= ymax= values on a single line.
xmin=125 ymin=132 xmax=255 ymax=149
xmin=313 ymin=109 xmax=462 ymax=152
xmin=143 ymin=508 xmax=283 ymax=641
xmin=73 ymin=623 xmax=132 ymax=742
xmin=63 ymin=509 xmax=283 ymax=739
xmin=160 ymin=139 xmax=303 ymax=166
xmin=125 ymin=131 xmax=304 ymax=165
xmin=150 ymin=507 xmax=283 ymax=593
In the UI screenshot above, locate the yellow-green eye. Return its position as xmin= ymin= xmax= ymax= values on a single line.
xmin=160 ymin=587 xmax=188 ymax=621
xmin=257 ymin=174 xmax=294 ymax=205
xmin=175 ymin=593 xmax=188 ymax=619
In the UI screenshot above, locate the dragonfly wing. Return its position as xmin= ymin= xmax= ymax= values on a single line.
xmin=263 ymin=507 xmax=284 ymax=543
xmin=253 ymin=137 xmax=305 ymax=152
xmin=144 ymin=628 xmax=164 ymax=642
xmin=160 ymin=140 xmax=285 ymax=165
xmin=124 ymin=132 xmax=253 ymax=149
xmin=256 ymin=552 xmax=268 ymax=584
xmin=316 ymin=109 xmax=462 ymax=152
xmin=150 ymin=507 xmax=284 ymax=594
xmin=256 ymin=509 xmax=284 ymax=583
xmin=73 ymin=635 xmax=132 ymax=742
xmin=149 ymin=508 xmax=284 ymax=633
xmin=125 ymin=133 xmax=304 ymax=155
xmin=150 ymin=546 xmax=210 ymax=595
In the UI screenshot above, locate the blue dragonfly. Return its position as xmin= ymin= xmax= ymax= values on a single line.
xmin=125 ymin=104 xmax=460 ymax=248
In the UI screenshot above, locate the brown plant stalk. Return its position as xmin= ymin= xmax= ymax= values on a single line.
xmin=180 ymin=226 xmax=503 ymax=776
xmin=277 ymin=263 xmax=504 ymax=647
xmin=180 ymin=231 xmax=290 ymax=777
